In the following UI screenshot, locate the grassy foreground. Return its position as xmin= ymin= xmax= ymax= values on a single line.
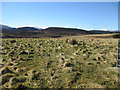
xmin=0 ymin=34 xmax=119 ymax=88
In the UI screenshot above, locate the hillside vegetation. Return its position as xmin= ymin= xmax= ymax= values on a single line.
xmin=0 ymin=34 xmax=119 ymax=88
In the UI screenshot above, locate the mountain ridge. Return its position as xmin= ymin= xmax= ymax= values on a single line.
xmin=0 ymin=24 xmax=116 ymax=38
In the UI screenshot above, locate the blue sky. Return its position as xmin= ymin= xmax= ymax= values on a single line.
xmin=2 ymin=2 xmax=118 ymax=30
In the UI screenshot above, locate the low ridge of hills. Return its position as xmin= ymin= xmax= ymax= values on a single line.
xmin=0 ymin=24 xmax=116 ymax=38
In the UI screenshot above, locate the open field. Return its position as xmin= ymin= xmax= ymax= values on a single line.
xmin=0 ymin=34 xmax=119 ymax=88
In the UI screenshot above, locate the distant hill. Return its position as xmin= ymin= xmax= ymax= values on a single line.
xmin=88 ymin=30 xmax=112 ymax=34
xmin=41 ymin=27 xmax=88 ymax=38
xmin=17 ymin=27 xmax=40 ymax=31
xmin=0 ymin=24 xmax=16 ymax=31
xmin=0 ymin=24 xmax=116 ymax=38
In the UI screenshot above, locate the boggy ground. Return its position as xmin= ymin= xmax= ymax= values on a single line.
xmin=0 ymin=34 xmax=119 ymax=88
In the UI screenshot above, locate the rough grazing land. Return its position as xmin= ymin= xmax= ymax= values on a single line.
xmin=0 ymin=35 xmax=119 ymax=88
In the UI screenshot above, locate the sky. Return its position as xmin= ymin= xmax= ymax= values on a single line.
xmin=1 ymin=2 xmax=118 ymax=30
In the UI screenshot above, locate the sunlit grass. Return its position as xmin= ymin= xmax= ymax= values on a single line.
xmin=0 ymin=34 xmax=119 ymax=88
